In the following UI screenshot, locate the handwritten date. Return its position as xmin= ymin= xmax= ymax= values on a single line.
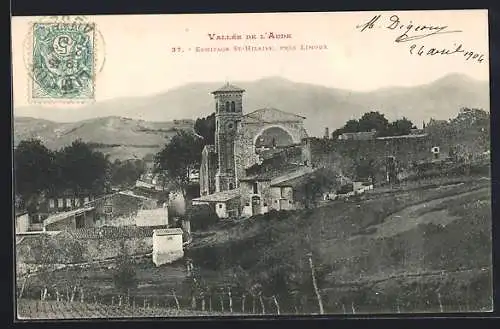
xmin=356 ymin=14 xmax=462 ymax=42
xmin=409 ymin=43 xmax=485 ymax=63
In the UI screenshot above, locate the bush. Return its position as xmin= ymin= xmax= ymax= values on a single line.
xmin=186 ymin=204 xmax=218 ymax=231
xmin=113 ymin=256 xmax=138 ymax=294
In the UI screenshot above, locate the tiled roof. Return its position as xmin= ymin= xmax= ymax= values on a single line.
xmin=193 ymin=188 xmax=241 ymax=202
xmin=270 ymin=167 xmax=325 ymax=188
xmin=212 ymin=83 xmax=245 ymax=93
xmin=118 ymin=190 xmax=153 ymax=200
xmin=241 ymin=162 xmax=306 ymax=181
xmin=376 ymin=133 xmax=428 ymax=140
xmin=65 ymin=225 xmax=170 ymax=240
xmin=244 ymin=108 xmax=306 ymax=120
xmin=15 ymin=210 xmax=28 ymax=217
xmin=153 ymin=228 xmax=184 ymax=236
xmin=43 ymin=206 xmax=95 ymax=226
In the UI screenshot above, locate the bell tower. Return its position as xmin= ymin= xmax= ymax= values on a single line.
xmin=212 ymin=83 xmax=245 ymax=192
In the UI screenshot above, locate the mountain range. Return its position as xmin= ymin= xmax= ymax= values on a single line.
xmin=14 ymin=73 xmax=489 ymax=160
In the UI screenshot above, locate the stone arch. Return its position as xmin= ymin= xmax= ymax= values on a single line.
xmin=252 ymin=124 xmax=298 ymax=154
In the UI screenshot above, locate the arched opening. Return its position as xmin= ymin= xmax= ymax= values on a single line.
xmin=255 ymin=126 xmax=295 ymax=156
xmin=215 ymin=101 xmax=218 ymax=112
xmin=229 ymin=183 xmax=234 ymax=190
xmin=225 ymin=101 xmax=230 ymax=112
xmin=231 ymin=101 xmax=236 ymax=112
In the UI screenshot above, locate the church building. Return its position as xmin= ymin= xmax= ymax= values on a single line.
xmin=195 ymin=82 xmax=313 ymax=219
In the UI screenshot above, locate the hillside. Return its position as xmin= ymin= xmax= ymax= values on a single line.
xmin=14 ymin=74 xmax=489 ymax=137
xmin=13 ymin=116 xmax=194 ymax=161
xmin=186 ymin=176 xmax=492 ymax=313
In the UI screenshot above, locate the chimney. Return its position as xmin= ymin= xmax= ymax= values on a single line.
xmin=324 ymin=127 xmax=329 ymax=139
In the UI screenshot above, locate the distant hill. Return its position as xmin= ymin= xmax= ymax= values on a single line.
xmin=13 ymin=116 xmax=194 ymax=161
xmin=14 ymin=74 xmax=489 ymax=137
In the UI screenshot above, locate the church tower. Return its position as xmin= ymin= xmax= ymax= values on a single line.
xmin=212 ymin=83 xmax=245 ymax=192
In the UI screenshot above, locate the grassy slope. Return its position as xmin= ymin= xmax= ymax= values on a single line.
xmin=187 ymin=177 xmax=492 ymax=313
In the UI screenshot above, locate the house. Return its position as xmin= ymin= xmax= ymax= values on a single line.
xmin=43 ymin=206 xmax=96 ymax=231
xmin=135 ymin=207 xmax=169 ymax=227
xmin=15 ymin=210 xmax=30 ymax=234
xmin=42 ymin=192 xmax=95 ymax=215
xmin=192 ymin=188 xmax=241 ymax=219
xmin=338 ymin=131 xmax=377 ymax=141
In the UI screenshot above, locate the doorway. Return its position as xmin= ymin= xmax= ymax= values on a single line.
xmin=251 ymin=195 xmax=261 ymax=216
xmin=75 ymin=215 xmax=85 ymax=229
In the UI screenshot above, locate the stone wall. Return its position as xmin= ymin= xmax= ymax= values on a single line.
xmin=269 ymin=186 xmax=294 ymax=211
xmin=303 ymin=135 xmax=442 ymax=184
xmin=17 ymin=230 xmax=154 ymax=265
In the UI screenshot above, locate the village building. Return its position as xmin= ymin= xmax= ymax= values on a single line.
xmin=337 ymin=130 xmax=377 ymax=141
xmin=43 ymin=206 xmax=96 ymax=231
xmin=15 ymin=210 xmax=30 ymax=234
xmin=196 ymin=83 xmax=313 ymax=218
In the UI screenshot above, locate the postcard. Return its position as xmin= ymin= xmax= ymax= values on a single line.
xmin=11 ymin=10 xmax=491 ymax=320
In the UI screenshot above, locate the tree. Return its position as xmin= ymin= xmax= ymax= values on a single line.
xmin=358 ymin=111 xmax=389 ymax=133
xmin=55 ymin=140 xmax=110 ymax=195
xmin=14 ymin=139 xmax=55 ymax=210
xmin=331 ymin=119 xmax=359 ymax=139
xmin=154 ymin=130 xmax=203 ymax=211
xmin=383 ymin=117 xmax=414 ymax=137
xmin=194 ymin=113 xmax=216 ymax=146
xmin=113 ymin=247 xmax=138 ymax=294
xmin=110 ymin=159 xmax=146 ymax=188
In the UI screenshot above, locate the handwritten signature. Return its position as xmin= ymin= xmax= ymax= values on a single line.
xmin=356 ymin=14 xmax=462 ymax=42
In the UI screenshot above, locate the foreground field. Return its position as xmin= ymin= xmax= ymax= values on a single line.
xmin=17 ymin=299 xmax=231 ymax=320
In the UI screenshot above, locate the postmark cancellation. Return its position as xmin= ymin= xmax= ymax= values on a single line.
xmin=28 ymin=20 xmax=96 ymax=103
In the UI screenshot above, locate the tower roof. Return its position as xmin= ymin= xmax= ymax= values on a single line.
xmin=212 ymin=82 xmax=245 ymax=94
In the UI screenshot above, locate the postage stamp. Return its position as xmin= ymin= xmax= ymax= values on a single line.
xmin=29 ymin=21 xmax=96 ymax=102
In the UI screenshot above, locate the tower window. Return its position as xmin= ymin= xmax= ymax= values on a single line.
xmin=225 ymin=101 xmax=230 ymax=112
xmin=231 ymin=101 xmax=236 ymax=112
xmin=253 ymin=182 xmax=258 ymax=194
xmin=215 ymin=101 xmax=218 ymax=112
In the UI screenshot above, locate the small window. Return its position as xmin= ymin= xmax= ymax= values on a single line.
xmin=66 ymin=198 xmax=72 ymax=207
xmin=231 ymin=101 xmax=236 ymax=112
xmin=58 ymin=198 xmax=64 ymax=208
xmin=219 ymin=204 xmax=223 ymax=209
xmin=215 ymin=101 xmax=218 ymax=112
xmin=253 ymin=182 xmax=258 ymax=194
xmin=229 ymin=183 xmax=234 ymax=189
xmin=245 ymin=202 xmax=250 ymax=206
xmin=74 ymin=198 xmax=80 ymax=207
xmin=49 ymin=199 xmax=55 ymax=209
xmin=84 ymin=197 xmax=89 ymax=204
xmin=280 ymin=187 xmax=286 ymax=198
xmin=104 ymin=205 xmax=113 ymax=214
xmin=225 ymin=101 xmax=230 ymax=112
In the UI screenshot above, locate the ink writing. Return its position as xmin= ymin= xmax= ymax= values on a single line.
xmin=356 ymin=14 xmax=462 ymax=43
xmin=409 ymin=43 xmax=485 ymax=63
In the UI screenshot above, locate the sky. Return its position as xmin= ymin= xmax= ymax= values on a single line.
xmin=11 ymin=10 xmax=489 ymax=109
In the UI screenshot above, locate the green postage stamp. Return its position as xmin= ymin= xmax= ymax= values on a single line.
xmin=30 ymin=22 xmax=96 ymax=102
